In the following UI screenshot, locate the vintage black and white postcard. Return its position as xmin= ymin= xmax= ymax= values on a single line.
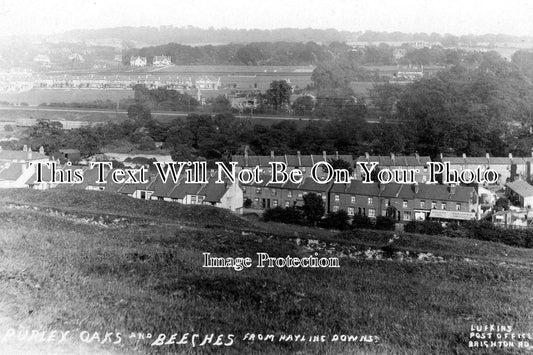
xmin=0 ymin=0 xmax=532 ymax=354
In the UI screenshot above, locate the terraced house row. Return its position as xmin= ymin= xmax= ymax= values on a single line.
xmin=243 ymin=177 xmax=479 ymax=222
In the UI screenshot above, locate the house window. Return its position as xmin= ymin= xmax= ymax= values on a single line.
xmin=287 ymin=190 xmax=292 ymax=198
xmin=191 ymin=196 xmax=197 ymax=203
xmin=334 ymin=194 xmax=340 ymax=202
xmin=441 ymin=202 xmax=447 ymax=210
xmin=254 ymin=197 xmax=259 ymax=204
xmin=242 ymin=187 xmax=247 ymax=193
xmin=403 ymin=200 xmax=408 ymax=208
xmin=271 ymin=189 xmax=276 ymax=196
xmin=285 ymin=201 xmax=290 ymax=207
xmin=198 ymin=196 xmax=203 ymax=203
xmin=350 ymin=196 xmax=355 ymax=204
xmin=456 ymin=203 xmax=461 ymax=211
xmin=273 ymin=199 xmax=278 ymax=207
xmin=333 ymin=205 xmax=339 ymax=212
xmin=431 ymin=201 xmax=437 ymax=209
xmin=403 ymin=211 xmax=411 ymax=221
xmin=256 ymin=188 xmax=262 ymax=194
xmin=367 ymin=197 xmax=373 ymax=205
xmin=298 ymin=192 xmax=303 ymax=198
xmin=385 ymin=199 xmax=390 ymax=207
xmin=347 ymin=207 xmax=355 ymax=216
xmin=368 ymin=208 xmax=376 ymax=217
xmin=322 ymin=192 xmax=326 ymax=200
xmin=420 ymin=200 xmax=425 ymax=208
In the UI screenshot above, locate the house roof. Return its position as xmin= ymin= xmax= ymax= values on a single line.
xmin=299 ymin=177 xmax=333 ymax=193
xmin=231 ymin=153 xmax=354 ymax=168
xmin=0 ymin=150 xmax=48 ymax=162
xmin=25 ymin=164 xmax=52 ymax=185
xmin=149 ymin=176 xmax=178 ymax=197
xmin=345 ymin=181 xmax=382 ymax=196
xmin=506 ymin=180 xmax=533 ymax=197
xmin=168 ymin=181 xmax=202 ymax=199
xmin=200 ymin=179 xmax=229 ymax=203
xmin=356 ymin=155 xmax=431 ymax=166
xmin=416 ymin=184 xmax=474 ymax=202
xmin=0 ymin=163 xmax=23 ymax=181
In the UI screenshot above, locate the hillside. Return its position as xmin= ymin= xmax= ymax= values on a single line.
xmin=0 ymin=189 xmax=532 ymax=354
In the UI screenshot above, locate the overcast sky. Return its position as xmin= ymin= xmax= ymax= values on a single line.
xmin=1 ymin=0 xmax=532 ymax=37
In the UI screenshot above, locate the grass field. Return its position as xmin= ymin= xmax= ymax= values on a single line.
xmin=0 ymin=189 xmax=532 ymax=354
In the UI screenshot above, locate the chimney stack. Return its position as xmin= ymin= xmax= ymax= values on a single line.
xmin=23 ymin=145 xmax=28 ymax=152
xmin=297 ymin=151 xmax=301 ymax=166
xmin=365 ymin=152 xmax=370 ymax=160
xmin=244 ymin=146 xmax=249 ymax=166
xmin=415 ymin=152 xmax=420 ymax=162
xmin=509 ymin=153 xmax=513 ymax=160
xmin=449 ymin=184 xmax=456 ymax=195
xmin=440 ymin=153 xmax=443 ymax=161
xmin=323 ymin=151 xmax=327 ymax=161
xmin=270 ymin=151 xmax=275 ymax=159
xmin=39 ymin=146 xmax=44 ymax=155
xmin=391 ymin=153 xmax=395 ymax=164
xmin=335 ymin=151 xmax=339 ymax=159
xmin=28 ymin=149 xmax=32 ymax=160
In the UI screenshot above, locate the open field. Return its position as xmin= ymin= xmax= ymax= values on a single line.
xmin=0 ymin=189 xmax=532 ymax=354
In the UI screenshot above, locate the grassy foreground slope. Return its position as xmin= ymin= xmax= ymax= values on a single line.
xmin=0 ymin=189 xmax=532 ymax=354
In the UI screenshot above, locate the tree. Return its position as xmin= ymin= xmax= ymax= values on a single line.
xmin=321 ymin=210 xmax=349 ymax=230
xmin=302 ymin=193 xmax=325 ymax=226
xmin=494 ymin=197 xmax=510 ymax=211
xmin=324 ymin=158 xmax=354 ymax=174
xmin=127 ymin=103 xmax=152 ymax=121
xmin=211 ymin=95 xmax=232 ymax=113
xmin=292 ymin=96 xmax=314 ymax=116
xmin=265 ymin=80 xmax=292 ymax=112
xmin=138 ymin=136 xmax=156 ymax=150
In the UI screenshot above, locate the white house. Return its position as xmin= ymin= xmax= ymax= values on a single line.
xmin=153 ymin=55 xmax=171 ymax=66
xmin=130 ymin=56 xmax=147 ymax=68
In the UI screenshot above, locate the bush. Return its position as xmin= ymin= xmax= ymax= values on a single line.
xmin=243 ymin=198 xmax=252 ymax=208
xmin=263 ymin=206 xmax=305 ymax=225
xmin=404 ymin=220 xmax=444 ymax=235
xmin=445 ymin=220 xmax=533 ymax=248
xmin=375 ymin=216 xmax=396 ymax=230
xmin=3 ymin=124 xmax=13 ymax=132
xmin=321 ymin=210 xmax=350 ymax=230
xmin=351 ymin=214 xmax=374 ymax=229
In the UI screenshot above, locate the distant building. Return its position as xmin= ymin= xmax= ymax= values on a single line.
xmin=68 ymin=53 xmax=85 ymax=62
xmin=33 ymin=54 xmax=51 ymax=67
xmin=441 ymin=153 xmax=533 ymax=186
xmin=195 ymin=76 xmax=222 ymax=90
xmin=355 ymin=153 xmax=431 ymax=183
xmin=130 ymin=56 xmax=147 ymax=67
xmin=505 ymin=180 xmax=533 ymax=209
xmin=153 ymin=55 xmax=171 ymax=66
xmin=0 ymin=146 xmax=49 ymax=188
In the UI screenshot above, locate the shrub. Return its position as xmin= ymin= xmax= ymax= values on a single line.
xmin=445 ymin=220 xmax=533 ymax=248
xmin=375 ymin=216 xmax=396 ymax=230
xmin=404 ymin=220 xmax=444 ymax=235
xmin=351 ymin=214 xmax=374 ymax=229
xmin=263 ymin=206 xmax=305 ymax=225
xmin=243 ymin=198 xmax=252 ymax=208
xmin=321 ymin=210 xmax=350 ymax=230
